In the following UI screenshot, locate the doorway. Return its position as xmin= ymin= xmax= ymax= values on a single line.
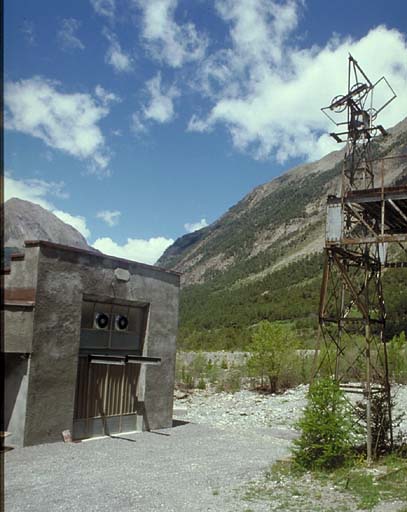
xmin=73 ymin=299 xmax=148 ymax=439
xmin=73 ymin=356 xmax=141 ymax=439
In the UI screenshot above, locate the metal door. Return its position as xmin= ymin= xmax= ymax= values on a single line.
xmin=73 ymin=356 xmax=141 ymax=439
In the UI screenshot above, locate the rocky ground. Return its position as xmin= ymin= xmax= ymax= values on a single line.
xmin=174 ymin=384 xmax=407 ymax=436
xmin=173 ymin=384 xmax=407 ymax=512
xmin=174 ymin=385 xmax=307 ymax=436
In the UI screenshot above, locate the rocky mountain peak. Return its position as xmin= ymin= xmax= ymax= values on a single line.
xmin=3 ymin=197 xmax=95 ymax=253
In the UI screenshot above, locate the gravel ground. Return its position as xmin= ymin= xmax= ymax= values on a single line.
xmin=4 ymin=422 xmax=290 ymax=512
xmin=4 ymin=384 xmax=407 ymax=512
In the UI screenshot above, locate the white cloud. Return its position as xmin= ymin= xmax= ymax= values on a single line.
xmin=92 ymin=236 xmax=174 ymax=264
xmin=136 ymin=0 xmax=207 ymax=68
xmin=95 ymin=84 xmax=121 ymax=105
xmin=184 ymin=218 xmax=208 ymax=233
xmin=190 ymin=1 xmax=407 ymax=163
xmin=187 ymin=114 xmax=211 ymax=133
xmin=96 ymin=209 xmax=121 ymax=226
xmin=131 ymin=113 xmax=148 ymax=134
xmin=90 ymin=0 xmax=115 ymax=19
xmin=5 ymin=76 xmax=113 ymax=175
xmin=132 ymin=73 xmax=179 ymax=132
xmin=143 ymin=73 xmax=178 ymax=123
xmin=4 ymin=172 xmax=67 ymax=209
xmin=215 ymin=0 xmax=298 ymax=66
xmin=57 ymin=18 xmax=85 ymax=51
xmin=53 ymin=210 xmax=91 ymax=239
xmin=4 ymin=172 xmax=91 ymax=239
xmin=103 ymin=29 xmax=133 ymax=72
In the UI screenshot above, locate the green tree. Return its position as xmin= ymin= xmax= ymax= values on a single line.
xmin=247 ymin=321 xmax=297 ymax=393
xmin=292 ymin=378 xmax=356 ymax=470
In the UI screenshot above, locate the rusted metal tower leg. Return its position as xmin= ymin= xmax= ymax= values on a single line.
xmin=365 ymin=321 xmax=372 ymax=464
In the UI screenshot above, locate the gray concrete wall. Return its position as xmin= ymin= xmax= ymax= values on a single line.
xmin=4 ymin=246 xmax=40 ymax=289
xmin=4 ymin=307 xmax=34 ymax=353
xmin=4 ymin=248 xmax=39 ymax=445
xmin=23 ymin=242 xmax=180 ymax=446
xmin=4 ymin=247 xmax=39 ymax=353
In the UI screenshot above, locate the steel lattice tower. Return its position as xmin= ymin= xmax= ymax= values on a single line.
xmin=314 ymin=55 xmax=407 ymax=462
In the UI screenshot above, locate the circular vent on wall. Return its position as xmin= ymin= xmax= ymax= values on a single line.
xmin=115 ymin=315 xmax=129 ymax=331
xmin=94 ymin=312 xmax=109 ymax=329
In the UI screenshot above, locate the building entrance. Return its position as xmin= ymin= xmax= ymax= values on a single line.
xmin=73 ymin=299 xmax=148 ymax=439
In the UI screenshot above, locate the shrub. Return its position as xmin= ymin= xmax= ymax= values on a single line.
xmin=220 ymin=358 xmax=228 ymax=369
xmin=246 ymin=321 xmax=298 ymax=392
xmin=197 ymin=377 xmax=206 ymax=390
xmin=190 ymin=353 xmax=208 ymax=380
xmin=206 ymin=362 xmax=221 ymax=385
xmin=181 ymin=367 xmax=194 ymax=389
xmin=292 ymin=378 xmax=356 ymax=470
xmin=215 ymin=368 xmax=242 ymax=393
xmin=387 ymin=332 xmax=407 ymax=383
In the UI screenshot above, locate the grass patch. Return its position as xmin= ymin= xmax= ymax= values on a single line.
xmin=246 ymin=455 xmax=407 ymax=511
xmin=242 ymin=460 xmax=354 ymax=512
xmin=320 ymin=454 xmax=407 ymax=510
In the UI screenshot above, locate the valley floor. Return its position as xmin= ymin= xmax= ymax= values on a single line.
xmin=174 ymin=384 xmax=407 ymax=438
xmin=4 ymin=385 xmax=407 ymax=512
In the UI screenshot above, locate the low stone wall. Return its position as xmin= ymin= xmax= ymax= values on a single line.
xmin=177 ymin=350 xmax=316 ymax=368
xmin=177 ymin=351 xmax=250 ymax=368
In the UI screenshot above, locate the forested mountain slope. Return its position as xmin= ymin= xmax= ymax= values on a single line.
xmin=158 ymin=118 xmax=407 ymax=350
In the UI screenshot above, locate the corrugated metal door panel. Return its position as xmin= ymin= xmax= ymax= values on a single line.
xmin=74 ymin=357 xmax=89 ymax=420
xmin=73 ymin=357 xmax=139 ymax=439
xmin=89 ymin=363 xmax=106 ymax=419
xmin=123 ymin=364 xmax=140 ymax=414
xmin=106 ymin=365 xmax=123 ymax=416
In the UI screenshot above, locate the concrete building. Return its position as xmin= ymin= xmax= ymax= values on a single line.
xmin=4 ymin=240 xmax=180 ymax=447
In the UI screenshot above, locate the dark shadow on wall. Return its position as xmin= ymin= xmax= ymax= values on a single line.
xmin=137 ymin=401 xmax=150 ymax=431
xmin=4 ymin=354 xmax=29 ymax=431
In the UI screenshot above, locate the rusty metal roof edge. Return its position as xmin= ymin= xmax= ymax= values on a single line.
xmin=10 ymin=252 xmax=25 ymax=261
xmin=4 ymin=300 xmax=35 ymax=308
xmin=23 ymin=240 xmax=182 ymax=278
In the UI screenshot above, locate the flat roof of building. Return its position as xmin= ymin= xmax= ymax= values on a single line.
xmin=23 ymin=240 xmax=181 ymax=277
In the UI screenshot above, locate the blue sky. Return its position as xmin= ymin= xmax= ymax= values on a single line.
xmin=4 ymin=0 xmax=407 ymax=263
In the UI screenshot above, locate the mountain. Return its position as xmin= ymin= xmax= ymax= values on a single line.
xmin=158 ymin=147 xmax=342 ymax=286
xmin=3 ymin=198 xmax=96 ymax=264
xmin=158 ymin=117 xmax=407 ymax=285
xmin=158 ymin=118 xmax=407 ymax=350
